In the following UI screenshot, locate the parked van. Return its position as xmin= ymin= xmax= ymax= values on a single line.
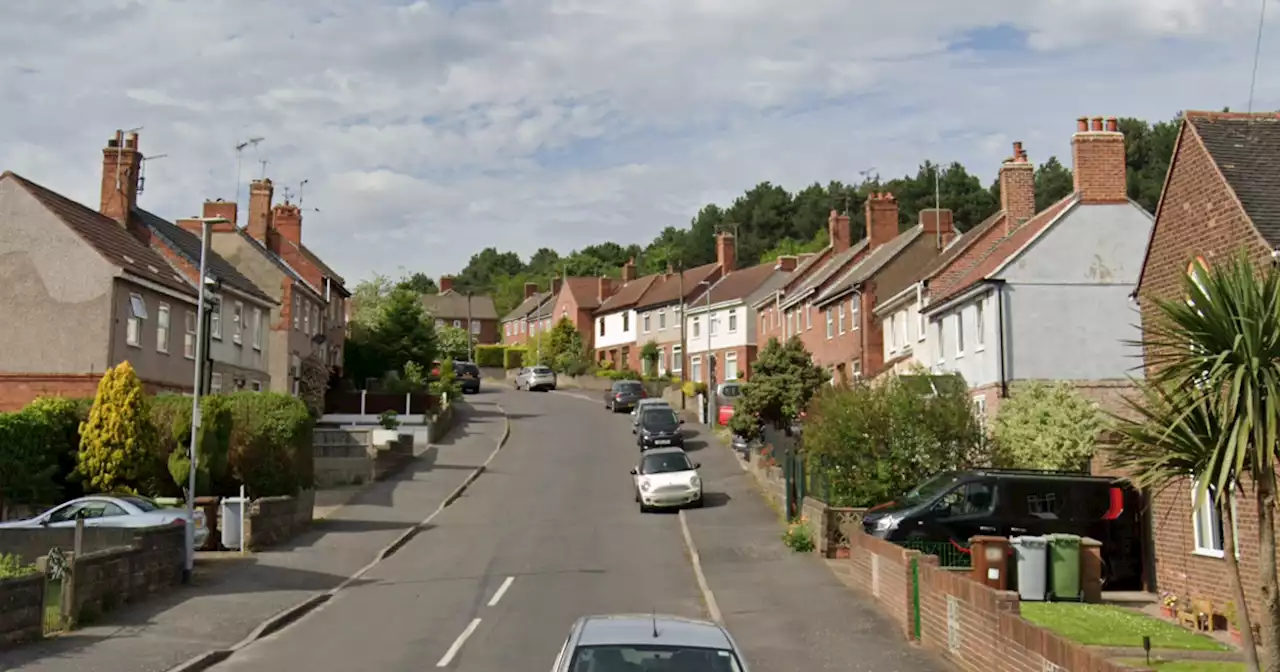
xmin=861 ymin=468 xmax=1143 ymax=589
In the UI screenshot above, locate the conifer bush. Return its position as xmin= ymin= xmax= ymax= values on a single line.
xmin=77 ymin=362 xmax=159 ymax=494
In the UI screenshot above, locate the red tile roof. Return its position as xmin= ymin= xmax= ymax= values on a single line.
xmin=633 ymin=262 xmax=721 ymax=311
xmin=596 ymin=274 xmax=659 ymax=313
xmin=564 ymin=276 xmax=605 ymax=309
xmin=687 ymin=261 xmax=782 ymax=305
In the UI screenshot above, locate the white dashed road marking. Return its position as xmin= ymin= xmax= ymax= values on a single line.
xmin=436 ymin=618 xmax=483 ymax=667
xmin=487 ymin=576 xmax=515 ymax=607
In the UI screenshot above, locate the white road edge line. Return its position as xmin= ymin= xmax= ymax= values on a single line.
xmin=487 ymin=576 xmax=515 ymax=607
xmin=436 ymin=617 xmax=483 ymax=667
xmin=678 ymin=509 xmax=723 ymax=625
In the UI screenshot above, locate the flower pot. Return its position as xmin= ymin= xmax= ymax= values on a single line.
xmin=1161 ymin=605 xmax=1175 ymax=618
xmin=1230 ymin=628 xmax=1242 ymax=645
xmin=372 ymin=429 xmax=400 ymax=447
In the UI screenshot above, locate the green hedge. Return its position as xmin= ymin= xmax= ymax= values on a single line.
xmin=475 ymin=344 xmax=506 ymax=368
xmin=597 ymin=368 xmax=642 ymax=381
xmin=504 ymin=347 xmax=525 ymax=369
xmin=152 ymin=394 xmax=233 ymax=497
xmin=225 ymin=392 xmax=314 ymax=498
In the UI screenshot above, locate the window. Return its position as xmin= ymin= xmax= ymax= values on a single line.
xmin=1192 ymin=478 xmax=1237 ymax=557
xmin=690 ymin=355 xmax=703 ymax=383
xmin=520 ymin=319 xmax=526 ymax=333
xmin=918 ymin=308 xmax=926 ymax=342
xmin=210 ymin=373 xmax=223 ymax=394
xmin=786 ymin=310 xmax=794 ymax=336
xmin=672 ymin=345 xmax=683 ymax=373
xmin=126 ymin=293 xmax=146 ymax=347
xmin=303 ymin=302 xmax=311 ymax=334
xmin=622 ymin=312 xmax=630 ymax=331
xmin=889 ymin=314 xmax=898 ymax=353
xmin=724 ymin=351 xmax=739 ymax=380
xmin=250 ymin=380 xmax=263 ymax=392
xmin=657 ymin=346 xmax=666 ymax=374
xmin=643 ymin=312 xmax=651 ymax=333
xmin=709 ymin=314 xmax=719 ymax=336
xmin=211 ymin=302 xmax=222 ymax=339
xmin=805 ymin=301 xmax=813 ymax=329
xmin=472 ymin=320 xmax=482 ymax=335
xmin=252 ymin=307 xmax=263 ymax=349
xmin=505 ymin=323 xmax=511 ymax=336
xmin=975 ymin=302 xmax=985 ymax=350
xmin=973 ymin=396 xmax=987 ymax=429
xmin=936 ymin=321 xmax=945 ymax=364
xmin=851 ymin=297 xmax=860 ymax=331
xmin=598 ymin=318 xmax=605 ymax=336
xmin=728 ymin=310 xmax=737 ymax=333
xmin=898 ymin=311 xmax=908 ymax=348
xmin=453 ymin=319 xmax=462 ymax=329
xmin=184 ymin=311 xmax=197 ymax=359
xmin=290 ymin=354 xmax=301 ymax=396
xmin=156 ymin=303 xmax=171 ymax=353
xmin=851 ymin=359 xmax=863 ymax=379
xmin=692 ymin=317 xmax=701 ymax=338
xmin=658 ymin=309 xmax=666 ymax=330
xmin=954 ymin=312 xmax=964 ymax=357
xmin=292 ymin=294 xmax=300 ymax=330
xmin=232 ymin=301 xmax=244 ymax=345
xmin=838 ymin=303 xmax=846 ymax=334
xmin=825 ymin=308 xmax=834 ymax=339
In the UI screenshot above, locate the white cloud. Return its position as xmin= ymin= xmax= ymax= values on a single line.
xmin=1 ymin=0 xmax=1277 ymax=284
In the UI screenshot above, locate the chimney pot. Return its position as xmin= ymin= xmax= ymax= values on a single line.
xmin=1091 ymin=116 xmax=1104 ymax=132
xmin=999 ymin=140 xmax=1036 ymax=225
xmin=1077 ymin=117 xmax=1089 ymax=132
xmin=864 ymin=189 xmax=900 ymax=248
xmin=1105 ymin=117 xmax=1119 ymax=132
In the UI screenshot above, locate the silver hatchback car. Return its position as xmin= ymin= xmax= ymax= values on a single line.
xmin=551 ymin=614 xmax=750 ymax=671
xmin=515 ymin=365 xmax=558 ymax=391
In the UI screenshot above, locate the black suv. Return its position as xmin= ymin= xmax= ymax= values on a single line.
xmin=636 ymin=407 xmax=684 ymax=450
xmin=453 ymin=361 xmax=481 ymax=394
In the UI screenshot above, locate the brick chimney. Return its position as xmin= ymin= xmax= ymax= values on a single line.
xmin=247 ymin=178 xmax=274 ymax=242
xmin=865 ymin=192 xmax=900 ymax=249
xmin=203 ymin=199 xmax=238 ymax=226
xmin=919 ymin=209 xmax=956 ymax=249
xmin=999 ymin=141 xmax=1036 ymax=226
xmin=524 ymin=282 xmax=539 ymax=299
xmin=551 ymin=276 xmax=563 ymax=297
xmin=716 ymin=232 xmax=736 ymax=272
xmin=270 ymin=203 xmax=302 ymax=252
xmin=828 ymin=209 xmax=852 ymax=253
xmin=1073 ymin=116 xmax=1128 ymax=204
xmin=621 ymin=258 xmax=637 ymax=283
xmin=100 ymin=130 xmax=142 ymax=224
xmin=440 ymin=276 xmax=455 ymax=293
xmin=774 ymin=255 xmax=798 ymax=272
xmin=597 ymin=276 xmax=614 ymax=303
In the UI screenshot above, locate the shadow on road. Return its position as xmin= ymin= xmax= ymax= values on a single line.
xmin=700 ymin=492 xmax=732 ymax=508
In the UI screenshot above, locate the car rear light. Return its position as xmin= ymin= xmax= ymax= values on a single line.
xmin=640 ymin=391 xmax=647 ymax=398
xmin=616 ymin=393 xmax=624 ymax=400
xmin=170 ymin=518 xmax=186 ymax=528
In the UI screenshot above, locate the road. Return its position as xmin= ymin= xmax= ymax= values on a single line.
xmin=210 ymin=387 xmax=946 ymax=672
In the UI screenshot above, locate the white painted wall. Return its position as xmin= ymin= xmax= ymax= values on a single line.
xmin=880 ymin=297 xmax=931 ymax=370
xmin=929 ymin=290 xmax=1000 ymax=389
xmin=683 ymin=302 xmax=749 ymax=353
xmin=595 ymin=309 xmax=637 ymax=349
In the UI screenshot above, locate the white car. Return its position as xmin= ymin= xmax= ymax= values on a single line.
xmin=0 ymin=494 xmax=209 ymax=548
xmin=631 ymin=448 xmax=703 ymax=512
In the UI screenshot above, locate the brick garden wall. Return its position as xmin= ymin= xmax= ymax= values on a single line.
xmin=70 ymin=526 xmax=184 ymax=624
xmin=243 ymin=496 xmax=308 ymax=551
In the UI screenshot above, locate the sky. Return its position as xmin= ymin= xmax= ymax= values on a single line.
xmin=1 ymin=0 xmax=1277 ymax=286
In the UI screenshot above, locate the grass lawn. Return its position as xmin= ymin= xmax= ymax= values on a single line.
xmin=43 ymin=580 xmax=63 ymax=633
xmin=1117 ymin=659 xmax=1245 ymax=671
xmin=1019 ymin=603 xmax=1229 ymax=651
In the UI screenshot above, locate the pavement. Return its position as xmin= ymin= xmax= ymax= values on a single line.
xmin=0 ymin=399 xmax=506 ymax=672
xmin=206 ymin=387 xmax=947 ymax=672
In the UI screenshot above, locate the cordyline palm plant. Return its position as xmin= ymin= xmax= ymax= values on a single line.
xmin=1111 ymin=251 xmax=1280 ymax=671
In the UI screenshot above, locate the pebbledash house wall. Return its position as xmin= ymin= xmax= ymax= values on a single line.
xmin=0 ymin=180 xmax=193 ymax=409
xmin=1136 ymin=118 xmax=1277 ymax=612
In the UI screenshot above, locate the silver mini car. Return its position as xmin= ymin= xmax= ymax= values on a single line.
xmin=551 ymin=614 xmax=750 ymax=671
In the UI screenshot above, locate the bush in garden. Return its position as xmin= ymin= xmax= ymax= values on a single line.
xmin=429 ymin=359 xmax=461 ymax=399
xmin=503 ymin=347 xmax=525 ymax=370
xmin=474 ymin=345 xmax=505 ymax=368
xmin=22 ymin=396 xmax=92 ymax=498
xmin=225 ymin=392 xmax=314 ymax=497
xmin=78 ymin=362 xmax=160 ymax=494
xmin=0 ymin=411 xmax=63 ymax=514
xmin=992 ymin=381 xmax=1102 ymax=471
xmin=152 ymin=394 xmax=233 ymax=497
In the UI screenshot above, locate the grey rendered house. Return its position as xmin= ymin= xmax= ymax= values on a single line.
xmin=133 ymin=210 xmax=278 ymax=393
xmin=0 ymin=170 xmax=198 ymax=409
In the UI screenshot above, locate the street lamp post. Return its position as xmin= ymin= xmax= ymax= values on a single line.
xmin=184 ymin=216 xmax=227 ymax=583
xmin=701 ymin=281 xmax=716 ymax=425
xmin=465 ymin=290 xmax=475 ymax=362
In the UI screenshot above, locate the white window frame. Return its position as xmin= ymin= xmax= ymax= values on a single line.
xmin=917 ymin=308 xmax=926 ymax=342
xmin=658 ymin=309 xmax=666 ymax=330
xmin=851 ymin=297 xmax=860 ymax=331
xmin=210 ymin=372 xmax=223 ymax=394
xmin=293 ymin=294 xmax=301 ymax=330
xmin=936 ymin=321 xmax=946 ymax=365
xmin=156 ymin=303 xmax=171 ymax=353
xmin=728 ymin=310 xmax=737 ymax=333
xmin=954 ymin=312 xmax=964 ymax=358
xmin=898 ymin=311 xmax=908 ymax=349
xmin=805 ymin=301 xmax=813 ymax=330
xmin=690 ymin=355 xmax=703 ymax=384
xmin=127 ymin=293 xmax=146 ymax=347
xmin=232 ymin=301 xmax=244 ymax=345
xmin=472 ymin=320 xmax=482 ymax=335
xmin=598 ymin=318 xmax=605 ymax=336
xmin=672 ymin=345 xmax=683 ymax=374
xmin=724 ymin=351 xmax=739 ymax=380
xmin=973 ymin=396 xmax=987 ymax=429
xmin=290 ymin=354 xmax=301 ymax=396
xmin=184 ymin=310 xmax=197 ymax=359
xmin=454 ymin=319 xmax=463 ymax=329
xmin=437 ymin=319 xmax=446 ymax=329
xmin=1192 ymin=478 xmax=1239 ymax=558
xmin=252 ymin=307 xmax=263 ymax=350
xmin=975 ymin=302 xmax=986 ymax=350
xmin=888 ymin=314 xmax=898 ymax=353
xmin=709 ymin=314 xmax=719 ymax=336
xmin=838 ymin=303 xmax=846 ymax=335
xmin=210 ymin=302 xmax=222 ymax=340
xmin=692 ymin=317 xmax=701 ymax=339
xmin=643 ymin=312 xmax=651 ymax=333
xmin=825 ymin=308 xmax=834 ymax=339
xmin=303 ymin=301 xmax=311 ymax=335
xmin=250 ymin=380 xmax=263 ymax=392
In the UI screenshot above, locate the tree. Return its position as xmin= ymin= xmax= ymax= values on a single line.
xmin=350 ymin=274 xmax=396 ymax=328
xmin=727 ymin=336 xmax=828 ymax=439
xmin=640 ymin=340 xmax=660 ymax=376
xmin=545 ymin=317 xmax=590 ymax=374
xmin=376 ymin=288 xmax=439 ymax=375
xmin=296 ymin=353 xmax=332 ymax=418
xmin=1110 ymin=252 xmax=1280 ymax=672
xmin=437 ymin=324 xmax=473 ymax=361
xmin=396 ymin=272 xmax=438 ymax=294
xmin=991 ymin=381 xmax=1103 ymax=471
xmin=77 ymin=361 xmax=159 ymax=494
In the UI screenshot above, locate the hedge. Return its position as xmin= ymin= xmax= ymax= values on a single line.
xmin=152 ymin=394 xmax=233 ymax=497
xmin=225 ymin=392 xmax=314 ymax=498
xmin=504 ymin=347 xmax=525 ymax=369
xmin=475 ymin=344 xmax=506 ymax=368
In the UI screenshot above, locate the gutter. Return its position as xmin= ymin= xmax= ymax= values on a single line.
xmin=994 ymin=279 xmax=1008 ymax=398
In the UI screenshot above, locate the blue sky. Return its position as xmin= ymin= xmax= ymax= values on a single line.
xmin=0 ymin=0 xmax=1276 ymax=284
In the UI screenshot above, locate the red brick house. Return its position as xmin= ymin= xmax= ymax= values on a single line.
xmin=547 ymin=276 xmax=612 ymax=353
xmin=682 ymin=256 xmax=794 ymax=385
xmin=1135 ymin=111 xmax=1280 ymax=607
xmin=593 ymin=256 xmax=723 ymax=371
xmin=422 ymin=276 xmax=500 ymax=345
xmin=502 ymin=280 xmax=558 ymax=347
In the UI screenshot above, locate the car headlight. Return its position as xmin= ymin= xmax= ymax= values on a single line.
xmin=640 ymin=478 xmax=652 ymax=492
xmin=690 ymin=476 xmax=701 ymax=489
xmin=874 ymin=514 xmax=902 ymax=533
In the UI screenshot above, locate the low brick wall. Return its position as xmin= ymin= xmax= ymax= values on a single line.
xmin=0 ymin=573 xmax=44 ymax=649
xmin=0 ymin=526 xmax=142 ymax=565
xmin=428 ymin=404 xmax=456 ymax=443
xmin=374 ymin=435 xmax=415 ymax=480
xmin=315 ymin=426 xmax=416 ymax=487
xmin=71 ymin=526 xmax=184 ymax=625
xmin=844 ymin=530 xmax=1135 ymax=671
xmin=244 ymin=496 xmax=307 ymax=551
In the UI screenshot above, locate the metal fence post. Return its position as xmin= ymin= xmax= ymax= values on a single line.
xmin=911 ymin=556 xmax=922 ymax=641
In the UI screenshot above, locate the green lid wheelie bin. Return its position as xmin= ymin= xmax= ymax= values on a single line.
xmin=1047 ymin=534 xmax=1082 ymax=601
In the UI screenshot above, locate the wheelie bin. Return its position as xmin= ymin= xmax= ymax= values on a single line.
xmin=1047 ymin=533 xmax=1082 ymax=601
xmin=1010 ymin=536 xmax=1049 ymax=601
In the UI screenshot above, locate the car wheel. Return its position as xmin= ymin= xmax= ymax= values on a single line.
xmin=690 ymin=494 xmax=704 ymax=508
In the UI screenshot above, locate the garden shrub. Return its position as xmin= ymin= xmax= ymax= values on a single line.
xmin=225 ymin=392 xmax=314 ymax=497
xmin=152 ymin=394 xmax=233 ymax=497
xmin=21 ymin=396 xmax=92 ymax=499
xmin=474 ymin=344 xmax=506 ymax=368
xmin=503 ymin=347 xmax=525 ymax=370
xmin=78 ymin=362 xmax=160 ymax=495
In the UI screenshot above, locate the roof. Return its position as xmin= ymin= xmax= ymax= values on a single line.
xmin=687 ymin=261 xmax=787 ymax=308
xmin=918 ymin=211 xmax=1005 ymax=283
xmin=633 ymin=262 xmax=722 ymax=311
xmin=300 ymin=244 xmax=346 ymax=286
xmin=532 ymin=293 xmax=556 ymax=319
xmin=422 ymin=289 xmax=499 ymax=320
xmin=597 ymin=274 xmax=659 ymax=314
xmin=562 ymin=276 xmax=604 ymax=310
xmin=926 ymin=194 xmax=1079 ymax=308
xmin=779 ymin=241 xmax=868 ymax=309
xmin=751 ymin=248 xmax=832 ymax=308
xmin=1187 ymin=113 xmax=1280 ymax=248
xmin=502 ymin=292 xmax=546 ymax=322
xmin=577 ymin=614 xmax=731 ymax=649
xmin=815 ymin=225 xmax=924 ymax=305
xmin=231 ymin=227 xmax=324 ymax=300
xmin=132 ymin=209 xmax=276 ymax=304
xmin=2 ymin=172 xmax=196 ymax=296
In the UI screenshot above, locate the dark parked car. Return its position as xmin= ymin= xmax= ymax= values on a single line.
xmin=637 ymin=407 xmax=684 ymax=450
xmin=454 ymin=361 xmax=481 ymax=394
xmin=861 ymin=468 xmax=1144 ymax=589
xmin=604 ymin=380 xmax=646 ymax=412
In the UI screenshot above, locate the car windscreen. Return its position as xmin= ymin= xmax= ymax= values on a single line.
xmin=118 ymin=495 xmax=159 ymax=512
xmin=613 ymin=381 xmax=643 ymax=391
xmin=718 ymin=383 xmax=743 ymax=398
xmin=573 ymin=644 xmax=742 ymax=672
xmin=900 ymin=471 xmax=963 ymax=505
xmin=641 ymin=452 xmax=693 ymax=474
xmin=533 ymin=366 xmax=553 ymax=374
xmin=641 ymin=409 xmax=679 ymax=430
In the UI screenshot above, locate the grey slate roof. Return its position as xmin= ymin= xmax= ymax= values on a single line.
xmin=815 ymin=226 xmax=923 ymax=304
xmin=502 ymin=292 xmax=546 ymax=322
xmin=133 ymin=209 xmax=276 ymax=305
xmin=422 ymin=289 xmax=499 ymax=320
xmin=1190 ymin=113 xmax=1280 ymax=248
xmin=779 ymin=240 xmax=868 ymax=309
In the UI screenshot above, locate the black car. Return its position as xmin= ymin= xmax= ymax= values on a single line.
xmin=861 ymin=468 xmax=1143 ymax=589
xmin=453 ymin=361 xmax=481 ymax=394
xmin=637 ymin=407 xmax=684 ymax=450
xmin=604 ymin=380 xmax=646 ymax=412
